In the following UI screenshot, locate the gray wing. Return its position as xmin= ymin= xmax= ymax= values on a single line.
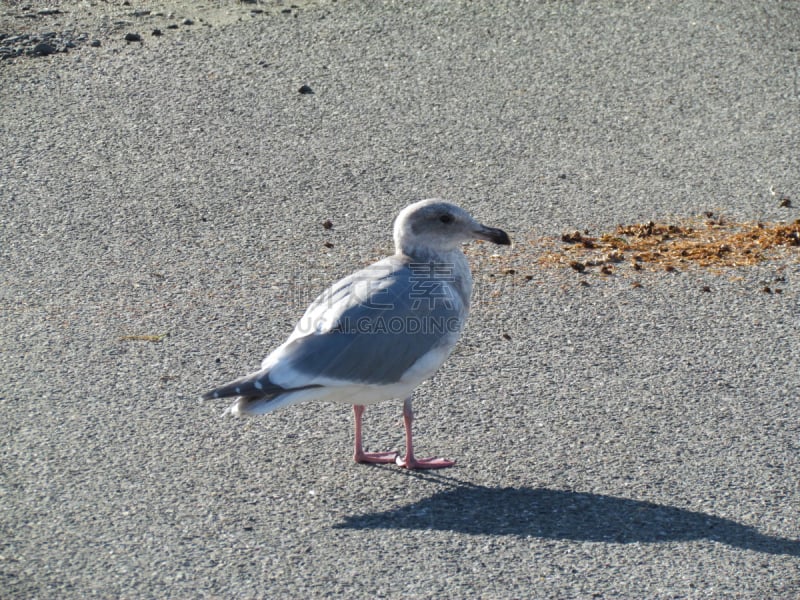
xmin=271 ymin=258 xmax=466 ymax=386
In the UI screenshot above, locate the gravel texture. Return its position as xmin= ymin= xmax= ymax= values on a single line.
xmin=2 ymin=1 xmax=799 ymax=598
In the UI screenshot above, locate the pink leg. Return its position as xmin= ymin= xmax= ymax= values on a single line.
xmin=352 ymin=405 xmax=398 ymax=464
xmin=396 ymin=397 xmax=455 ymax=469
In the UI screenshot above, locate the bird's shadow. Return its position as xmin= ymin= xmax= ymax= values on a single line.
xmin=334 ymin=478 xmax=798 ymax=556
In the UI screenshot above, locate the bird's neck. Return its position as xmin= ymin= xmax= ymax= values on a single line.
xmin=396 ymin=247 xmax=473 ymax=309
xmin=396 ymin=243 xmax=463 ymax=263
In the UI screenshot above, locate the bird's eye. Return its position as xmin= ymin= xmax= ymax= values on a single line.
xmin=439 ymin=214 xmax=453 ymax=224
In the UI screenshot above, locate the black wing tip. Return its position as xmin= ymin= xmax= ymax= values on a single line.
xmin=200 ymin=372 xmax=282 ymax=401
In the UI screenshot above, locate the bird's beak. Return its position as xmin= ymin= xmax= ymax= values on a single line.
xmin=474 ymin=224 xmax=511 ymax=245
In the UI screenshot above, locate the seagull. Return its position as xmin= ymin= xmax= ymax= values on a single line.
xmin=202 ymin=199 xmax=510 ymax=469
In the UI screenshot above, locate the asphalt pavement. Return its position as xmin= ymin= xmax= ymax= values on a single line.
xmin=2 ymin=1 xmax=799 ymax=598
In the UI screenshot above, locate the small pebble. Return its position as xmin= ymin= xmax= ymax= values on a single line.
xmin=30 ymin=42 xmax=56 ymax=56
xmin=124 ymin=32 xmax=142 ymax=43
xmin=298 ymin=84 xmax=314 ymax=94
xmin=183 ymin=18 xmax=194 ymax=26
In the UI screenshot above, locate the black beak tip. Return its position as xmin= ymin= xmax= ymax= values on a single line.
xmin=492 ymin=228 xmax=511 ymax=245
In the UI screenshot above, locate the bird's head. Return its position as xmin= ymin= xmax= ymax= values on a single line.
xmin=393 ymin=199 xmax=510 ymax=258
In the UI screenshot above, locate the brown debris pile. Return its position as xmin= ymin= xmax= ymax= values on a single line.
xmin=539 ymin=216 xmax=800 ymax=273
